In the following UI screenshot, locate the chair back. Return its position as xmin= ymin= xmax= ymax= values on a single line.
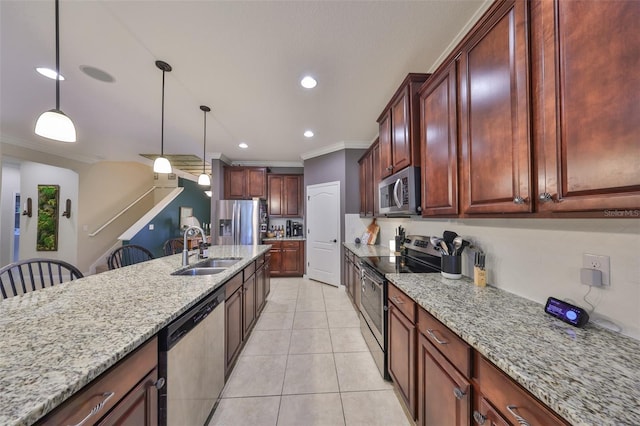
xmin=163 ymin=238 xmax=184 ymax=256
xmin=0 ymin=258 xmax=84 ymax=300
xmin=108 ymin=244 xmax=154 ymax=270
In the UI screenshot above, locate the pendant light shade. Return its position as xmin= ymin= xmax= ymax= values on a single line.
xmin=153 ymin=60 xmax=172 ymax=174
xmin=198 ymin=105 xmax=211 ymax=186
xmin=35 ymin=0 xmax=76 ymax=142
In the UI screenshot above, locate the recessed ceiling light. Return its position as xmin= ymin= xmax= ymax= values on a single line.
xmin=304 ymin=130 xmax=314 ymax=138
xmin=300 ymin=76 xmax=317 ymax=89
xmin=36 ymin=67 xmax=64 ymax=80
xmin=239 ymin=142 xmax=248 ymax=149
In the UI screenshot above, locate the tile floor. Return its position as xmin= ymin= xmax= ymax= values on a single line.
xmin=209 ymin=277 xmax=412 ymax=426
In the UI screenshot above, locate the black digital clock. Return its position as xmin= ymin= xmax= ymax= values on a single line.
xmin=544 ymin=297 xmax=589 ymax=328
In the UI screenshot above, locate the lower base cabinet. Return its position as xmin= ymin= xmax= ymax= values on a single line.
xmin=39 ymin=337 xmax=159 ymax=426
xmin=269 ymin=240 xmax=304 ymax=277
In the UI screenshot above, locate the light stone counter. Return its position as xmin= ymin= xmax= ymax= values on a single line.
xmin=343 ymin=242 xmax=393 ymax=257
xmin=0 ymin=245 xmax=270 ymax=426
xmin=387 ymin=273 xmax=640 ymax=426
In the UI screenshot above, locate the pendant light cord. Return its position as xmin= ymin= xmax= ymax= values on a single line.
xmin=161 ymin=69 xmax=165 ymax=156
xmin=202 ymin=109 xmax=207 ymax=173
xmin=55 ymin=0 xmax=60 ymax=111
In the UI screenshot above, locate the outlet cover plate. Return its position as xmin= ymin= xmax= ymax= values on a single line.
xmin=582 ymin=253 xmax=610 ymax=286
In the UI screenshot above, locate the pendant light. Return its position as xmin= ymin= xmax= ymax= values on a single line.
xmin=35 ymin=0 xmax=76 ymax=142
xmin=198 ymin=105 xmax=211 ymax=186
xmin=153 ymin=60 xmax=173 ymax=173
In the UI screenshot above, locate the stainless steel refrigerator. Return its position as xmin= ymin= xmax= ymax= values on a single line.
xmin=215 ymin=198 xmax=268 ymax=245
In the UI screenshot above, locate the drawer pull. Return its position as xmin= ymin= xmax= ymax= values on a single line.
xmin=506 ymin=405 xmax=531 ymax=426
xmin=453 ymin=387 xmax=466 ymax=400
xmin=391 ymin=296 xmax=404 ymax=304
xmin=426 ymin=329 xmax=449 ymax=345
xmin=69 ymin=391 xmax=115 ymax=426
xmin=473 ymin=411 xmax=487 ymax=425
xmin=154 ymin=377 xmax=166 ymax=390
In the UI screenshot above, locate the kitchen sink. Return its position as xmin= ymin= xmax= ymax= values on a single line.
xmin=171 ymin=257 xmax=242 ymax=276
xmin=172 ymin=267 xmax=227 ymax=276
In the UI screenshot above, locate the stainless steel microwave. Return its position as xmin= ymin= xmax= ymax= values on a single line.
xmin=378 ymin=166 xmax=421 ymax=215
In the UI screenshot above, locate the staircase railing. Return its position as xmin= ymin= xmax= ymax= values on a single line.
xmin=89 ymin=186 xmax=156 ymax=237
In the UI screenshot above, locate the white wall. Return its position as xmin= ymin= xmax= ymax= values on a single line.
xmin=347 ymin=215 xmax=640 ymax=340
xmin=19 ymin=162 xmax=79 ymax=265
xmin=0 ymin=162 xmax=20 ymax=266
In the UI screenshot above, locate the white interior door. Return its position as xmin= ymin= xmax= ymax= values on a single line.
xmin=306 ymin=181 xmax=341 ymax=287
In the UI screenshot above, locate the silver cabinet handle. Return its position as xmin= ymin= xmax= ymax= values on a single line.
xmin=391 ymin=296 xmax=404 ymax=305
xmin=453 ymin=387 xmax=465 ymax=400
xmin=513 ymin=196 xmax=525 ymax=204
xmin=538 ymin=192 xmax=552 ymax=202
xmin=426 ymin=329 xmax=448 ymax=345
xmin=69 ymin=391 xmax=115 ymax=426
xmin=154 ymin=377 xmax=166 ymax=390
xmin=506 ymin=405 xmax=531 ymax=426
xmin=473 ymin=411 xmax=487 ymax=424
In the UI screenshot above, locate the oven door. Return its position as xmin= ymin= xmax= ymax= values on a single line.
xmin=359 ymin=263 xmax=390 ymax=380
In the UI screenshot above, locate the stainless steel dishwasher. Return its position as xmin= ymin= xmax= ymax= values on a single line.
xmin=159 ymin=286 xmax=225 ymax=426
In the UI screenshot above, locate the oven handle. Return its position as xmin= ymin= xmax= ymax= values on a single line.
xmin=360 ymin=264 xmax=384 ymax=286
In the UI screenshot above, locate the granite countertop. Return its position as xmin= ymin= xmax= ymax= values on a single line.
xmin=386 ymin=273 xmax=640 ymax=426
xmin=262 ymin=236 xmax=306 ymax=242
xmin=343 ymin=242 xmax=393 ymax=257
xmin=0 ymin=245 xmax=270 ymax=426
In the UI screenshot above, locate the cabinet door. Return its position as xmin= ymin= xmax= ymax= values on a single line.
xmin=421 ymin=62 xmax=459 ymax=216
xmin=379 ymin=111 xmax=393 ymax=178
xmin=267 ymin=175 xmax=284 ymax=216
xmin=225 ymin=287 xmax=243 ymax=373
xmin=283 ymin=175 xmax=302 ymax=217
xmin=281 ymin=241 xmax=301 ymax=275
xmin=388 ymin=303 xmax=416 ymax=419
xmin=243 ymin=274 xmax=256 ymax=336
xmin=246 ymin=168 xmax=267 ymax=199
xmin=224 ymin=168 xmax=246 ymax=199
xmin=473 ymin=396 xmax=509 ymax=426
xmin=98 ymin=368 xmax=158 ymax=426
xmin=372 ymin=141 xmax=380 ymax=216
xmin=532 ymin=0 xmax=640 ymax=212
xmin=418 ymin=334 xmax=471 ymax=426
xmin=459 ymin=0 xmax=532 ymax=214
xmin=256 ymin=264 xmax=266 ymax=313
xmin=391 ymin=86 xmax=411 ymax=172
xmin=359 ymin=158 xmax=367 ymax=217
xmin=264 ymin=254 xmax=271 ymax=297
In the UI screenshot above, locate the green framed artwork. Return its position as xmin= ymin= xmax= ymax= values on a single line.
xmin=37 ymin=184 xmax=59 ymax=251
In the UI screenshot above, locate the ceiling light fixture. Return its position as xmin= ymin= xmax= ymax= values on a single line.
xmin=301 ymin=76 xmax=317 ymax=89
xmin=34 ymin=0 xmax=76 ymax=143
xmin=153 ymin=60 xmax=172 ymax=174
xmin=36 ymin=67 xmax=64 ymax=80
xmin=239 ymin=142 xmax=248 ymax=149
xmin=304 ymin=130 xmax=314 ymax=138
xmin=198 ymin=105 xmax=211 ymax=186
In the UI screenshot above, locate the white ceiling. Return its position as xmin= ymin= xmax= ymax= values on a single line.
xmin=1 ymin=0 xmax=489 ymax=169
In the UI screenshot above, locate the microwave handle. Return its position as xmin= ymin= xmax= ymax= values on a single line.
xmin=393 ymin=178 xmax=402 ymax=208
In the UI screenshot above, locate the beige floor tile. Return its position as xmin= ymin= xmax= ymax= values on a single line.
xmin=297 ymin=289 xmax=324 ymax=301
xmin=293 ymin=311 xmax=329 ymax=329
xmin=223 ymin=355 xmax=287 ymax=397
xmin=289 ymin=328 xmax=332 ymax=354
xmin=209 ymin=396 xmax=280 ymax=426
xmin=263 ymin=299 xmax=297 ymax=313
xmin=295 ymin=297 xmax=326 ymax=312
xmin=325 ymin=297 xmax=356 ymax=312
xmin=268 ymin=288 xmax=299 ymax=300
xmin=282 ymin=353 xmax=339 ymax=394
xmin=241 ymin=330 xmax=291 ymax=356
xmin=254 ymin=312 xmax=295 ymax=330
xmin=330 ymin=327 xmax=368 ymax=353
xmin=277 ymin=393 xmax=345 ymax=426
xmin=341 ymin=390 xmax=411 ymax=426
xmin=327 ymin=309 xmax=361 ymax=328
xmin=334 ymin=352 xmax=393 ymax=392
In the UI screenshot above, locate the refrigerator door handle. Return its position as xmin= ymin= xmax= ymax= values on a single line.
xmin=231 ymin=202 xmax=237 ymax=246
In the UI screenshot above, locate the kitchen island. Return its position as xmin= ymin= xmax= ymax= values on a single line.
xmin=0 ymin=245 xmax=270 ymax=426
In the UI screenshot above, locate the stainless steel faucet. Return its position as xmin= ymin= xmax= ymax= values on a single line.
xmin=182 ymin=226 xmax=206 ymax=266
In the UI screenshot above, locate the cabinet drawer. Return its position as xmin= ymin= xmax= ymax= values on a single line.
xmin=388 ymin=283 xmax=416 ymax=323
xmin=281 ymin=241 xmax=300 ymax=249
xmin=417 ymin=307 xmax=471 ymax=378
xmin=39 ymin=336 xmax=157 ymax=426
xmin=225 ymin=271 xmax=244 ymax=299
xmin=243 ymin=261 xmax=256 ymax=280
xmin=475 ymin=354 xmax=568 ymax=426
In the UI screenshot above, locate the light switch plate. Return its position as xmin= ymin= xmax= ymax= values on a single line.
xmin=582 ymin=254 xmax=610 ymax=286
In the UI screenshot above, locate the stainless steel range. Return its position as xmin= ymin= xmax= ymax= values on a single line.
xmin=359 ymin=235 xmax=442 ymax=379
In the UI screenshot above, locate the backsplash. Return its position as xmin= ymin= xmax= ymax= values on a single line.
xmin=345 ymin=214 xmax=640 ymax=340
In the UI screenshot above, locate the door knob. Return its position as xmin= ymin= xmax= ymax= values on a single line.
xmin=332 ymin=239 xmax=337 ymax=243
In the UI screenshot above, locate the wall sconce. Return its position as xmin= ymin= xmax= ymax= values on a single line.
xmin=22 ymin=198 xmax=32 ymax=217
xmin=62 ymin=199 xmax=71 ymax=218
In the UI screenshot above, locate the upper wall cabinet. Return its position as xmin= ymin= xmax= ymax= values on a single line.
xmin=224 ymin=166 xmax=267 ymax=200
xmin=531 ymin=0 xmax=640 ymax=212
xmin=420 ymin=61 xmax=459 ymax=217
xmin=359 ymin=139 xmax=379 ymax=217
xmin=378 ymin=74 xmax=431 ymax=180
xmin=267 ymin=174 xmax=303 ymax=217
xmin=458 ymin=0 xmax=532 ymax=214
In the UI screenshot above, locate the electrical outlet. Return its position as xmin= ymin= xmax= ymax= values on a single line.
xmin=582 ymin=254 xmax=610 ymax=286
xmin=148 ymin=224 xmax=154 ymax=231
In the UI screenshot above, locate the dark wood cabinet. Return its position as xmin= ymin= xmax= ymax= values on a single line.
xmin=256 ymin=256 xmax=269 ymax=313
xmin=269 ymin=240 xmax=304 ymax=277
xmin=223 ymin=166 xmax=267 ymax=200
xmin=473 ymin=396 xmax=509 ymax=426
xmin=98 ymin=368 xmax=158 ymax=426
xmin=420 ymin=61 xmax=459 ymax=217
xmin=378 ymin=74 xmax=430 ymax=179
xmin=267 ymin=174 xmax=303 ymax=217
xmin=343 ymin=249 xmax=360 ymax=308
xmin=225 ymin=272 xmax=244 ymax=374
xmin=459 ymin=0 xmax=532 ymax=214
xmin=243 ymin=271 xmax=256 ymax=336
xmin=532 ymin=0 xmax=640 ymax=212
xmin=358 ymin=140 xmax=378 ymax=217
xmin=388 ymin=299 xmax=416 ymax=419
